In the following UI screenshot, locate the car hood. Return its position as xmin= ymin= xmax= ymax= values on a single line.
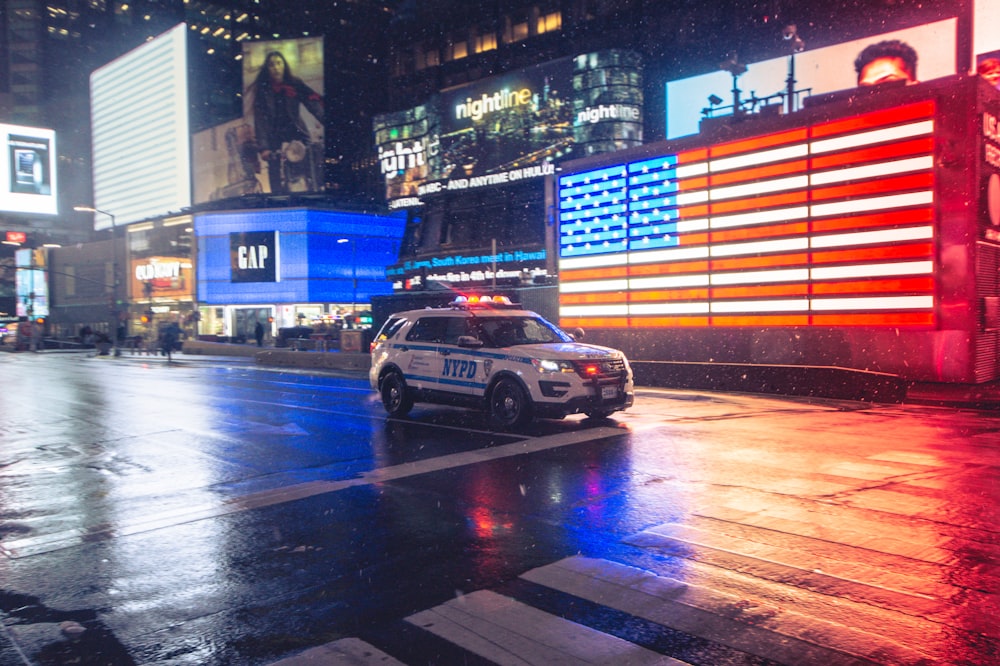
xmin=512 ymin=342 xmax=625 ymax=360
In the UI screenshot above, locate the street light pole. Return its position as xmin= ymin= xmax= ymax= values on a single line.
xmin=74 ymin=205 xmax=120 ymax=356
xmin=337 ymin=237 xmax=357 ymax=318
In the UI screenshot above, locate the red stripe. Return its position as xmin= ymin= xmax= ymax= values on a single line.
xmin=711 ymin=284 xmax=810 ymax=299
xmin=711 ymin=314 xmax=810 ymax=326
xmin=811 ymin=242 xmax=933 ymax=265
xmin=629 ymin=288 xmax=709 ymax=301
xmin=711 ymin=222 xmax=809 ymax=242
xmin=810 ymin=276 xmax=935 ymax=295
xmin=711 ymin=190 xmax=808 ymax=214
xmin=710 ymin=160 xmax=808 ymax=186
xmin=711 ymin=128 xmax=808 ymax=157
xmin=811 ymin=207 xmax=934 ymax=232
xmin=810 ymin=312 xmax=935 ymax=326
xmin=810 ymin=173 xmax=933 ymax=202
xmin=810 ymin=137 xmax=933 ymax=170
xmin=711 ymin=253 xmax=809 ymax=271
xmin=810 ymin=101 xmax=935 ymax=138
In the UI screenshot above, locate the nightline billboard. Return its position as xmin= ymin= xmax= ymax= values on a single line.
xmin=374 ymin=49 xmax=643 ymax=208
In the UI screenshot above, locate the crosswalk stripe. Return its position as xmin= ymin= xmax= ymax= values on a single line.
xmin=266 ymin=637 xmax=405 ymax=665
xmin=406 ymin=589 xmax=688 ymax=665
xmin=520 ymin=556 xmax=889 ymax=666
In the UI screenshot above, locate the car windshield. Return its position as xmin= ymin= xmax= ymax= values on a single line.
xmin=477 ymin=316 xmax=571 ymax=348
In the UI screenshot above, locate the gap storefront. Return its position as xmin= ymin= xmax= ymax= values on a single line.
xmin=196 ymin=207 xmax=405 ymax=341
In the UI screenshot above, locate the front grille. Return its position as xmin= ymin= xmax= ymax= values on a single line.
xmin=572 ymin=357 xmax=626 ymax=379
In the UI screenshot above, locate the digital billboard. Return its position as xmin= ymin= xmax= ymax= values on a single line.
xmin=192 ymin=37 xmax=324 ymax=203
xmin=665 ymin=19 xmax=957 ymax=139
xmin=558 ymin=101 xmax=938 ymax=330
xmin=90 ymin=23 xmax=191 ymax=230
xmin=15 ymin=248 xmax=49 ymax=318
xmin=0 ymin=124 xmax=57 ymax=216
xmin=375 ymin=49 xmax=643 ymax=207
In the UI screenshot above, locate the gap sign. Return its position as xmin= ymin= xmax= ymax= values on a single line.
xmin=230 ymin=231 xmax=278 ymax=283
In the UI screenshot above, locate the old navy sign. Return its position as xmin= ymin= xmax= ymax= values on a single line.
xmin=230 ymin=231 xmax=279 ymax=283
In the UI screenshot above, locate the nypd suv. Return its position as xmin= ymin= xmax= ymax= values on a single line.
xmin=369 ymin=296 xmax=634 ymax=428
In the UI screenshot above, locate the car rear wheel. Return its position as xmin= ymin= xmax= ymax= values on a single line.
xmin=488 ymin=377 xmax=532 ymax=429
xmin=381 ymin=371 xmax=413 ymax=417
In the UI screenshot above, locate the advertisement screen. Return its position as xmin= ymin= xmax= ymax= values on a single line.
xmin=15 ymin=248 xmax=49 ymax=318
xmin=558 ymin=101 xmax=938 ymax=330
xmin=0 ymin=124 xmax=57 ymax=216
xmin=666 ymin=19 xmax=957 ymax=139
xmin=90 ymin=23 xmax=190 ymax=229
xmin=375 ymin=50 xmax=643 ymax=207
xmin=192 ymin=37 xmax=324 ymax=203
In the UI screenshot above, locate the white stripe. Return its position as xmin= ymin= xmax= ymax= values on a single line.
xmin=629 ymin=302 xmax=710 ymax=315
xmin=809 ymin=155 xmax=933 ymax=186
xmin=559 ymin=279 xmax=628 ymax=293
xmin=810 ymin=225 xmax=933 ymax=249
xmin=560 ymin=254 xmax=627 ymax=270
xmin=710 ymin=299 xmax=809 ymax=313
xmin=677 ymin=218 xmax=710 ymax=232
xmin=676 ymin=162 xmax=709 ymax=178
xmin=560 ymin=304 xmax=629 ymax=317
xmin=810 ymin=295 xmax=934 ymax=311
xmin=810 ymin=120 xmax=933 ymax=154
xmin=811 ymin=261 xmax=933 ymax=280
xmin=710 ymin=237 xmax=809 ymax=257
xmin=710 ymin=143 xmax=809 ymax=172
xmin=630 ymin=274 xmax=710 ymax=289
xmin=628 ymin=245 xmax=710 ymax=264
xmin=406 ymin=591 xmax=679 ymax=666
xmin=677 ymin=190 xmax=709 ymax=205
xmin=710 ymin=268 xmax=810 ymax=285
xmin=810 ymin=191 xmax=933 ymax=218
xmin=710 ymin=206 xmax=809 ymax=229
xmin=709 ymin=175 xmax=809 ymax=202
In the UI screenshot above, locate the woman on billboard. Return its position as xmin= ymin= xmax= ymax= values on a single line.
xmin=250 ymin=51 xmax=324 ymax=194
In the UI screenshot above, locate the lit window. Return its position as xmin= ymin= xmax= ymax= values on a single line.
xmin=538 ymin=12 xmax=561 ymax=34
xmin=510 ymin=21 xmax=529 ymax=42
xmin=475 ymin=33 xmax=497 ymax=53
xmin=450 ymin=41 xmax=468 ymax=61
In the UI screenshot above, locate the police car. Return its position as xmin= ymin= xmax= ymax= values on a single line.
xmin=369 ymin=295 xmax=634 ymax=428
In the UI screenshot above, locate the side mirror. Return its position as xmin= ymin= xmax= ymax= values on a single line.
xmin=457 ymin=335 xmax=484 ymax=348
xmin=571 ymin=327 xmax=585 ymax=341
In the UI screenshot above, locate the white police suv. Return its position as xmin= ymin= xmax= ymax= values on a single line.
xmin=369 ymin=296 xmax=634 ymax=428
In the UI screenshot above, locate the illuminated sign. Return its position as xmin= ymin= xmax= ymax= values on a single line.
xmin=387 ymin=247 xmax=549 ymax=290
xmin=230 ymin=231 xmax=279 ymax=283
xmin=374 ymin=50 xmax=643 ymax=206
xmin=558 ymin=102 xmax=937 ymax=329
xmin=0 ymin=124 xmax=57 ymax=216
xmin=193 ymin=37 xmax=325 ymax=204
xmin=665 ymin=19 xmax=957 ymax=139
xmin=6 ymin=231 xmax=27 ymax=244
xmin=90 ymin=23 xmax=190 ymax=229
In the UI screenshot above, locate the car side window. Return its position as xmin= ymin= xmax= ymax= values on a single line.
xmin=406 ymin=317 xmax=450 ymax=343
xmin=375 ymin=316 xmax=406 ymax=343
xmin=441 ymin=317 xmax=472 ymax=345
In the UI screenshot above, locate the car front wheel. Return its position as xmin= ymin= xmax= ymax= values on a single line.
xmin=381 ymin=371 xmax=413 ymax=417
xmin=488 ymin=377 xmax=532 ymax=429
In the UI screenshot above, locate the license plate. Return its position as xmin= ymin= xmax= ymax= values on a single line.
xmin=601 ymin=385 xmax=619 ymax=400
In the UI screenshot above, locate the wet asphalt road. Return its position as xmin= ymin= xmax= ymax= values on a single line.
xmin=0 ymin=351 xmax=997 ymax=665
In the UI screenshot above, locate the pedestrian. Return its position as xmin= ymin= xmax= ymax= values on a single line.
xmin=255 ymin=320 xmax=265 ymax=347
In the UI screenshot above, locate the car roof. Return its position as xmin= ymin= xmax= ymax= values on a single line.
xmin=391 ymin=306 xmax=539 ymax=319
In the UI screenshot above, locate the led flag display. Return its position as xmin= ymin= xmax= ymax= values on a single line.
xmin=557 ymin=101 xmax=937 ymax=329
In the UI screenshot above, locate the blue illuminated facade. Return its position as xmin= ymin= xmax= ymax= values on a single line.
xmin=197 ymin=208 xmax=406 ymax=306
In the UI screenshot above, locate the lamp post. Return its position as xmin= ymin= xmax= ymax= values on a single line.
xmin=74 ymin=205 xmax=121 ymax=356
xmin=337 ymin=237 xmax=357 ymax=318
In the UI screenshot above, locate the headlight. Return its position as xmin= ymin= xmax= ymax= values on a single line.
xmin=532 ymin=359 xmax=575 ymax=374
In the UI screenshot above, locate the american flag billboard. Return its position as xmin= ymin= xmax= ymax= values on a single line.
xmin=557 ymin=101 xmax=937 ymax=330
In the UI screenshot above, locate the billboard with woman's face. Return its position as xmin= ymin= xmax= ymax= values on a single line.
xmin=192 ymin=36 xmax=324 ymax=203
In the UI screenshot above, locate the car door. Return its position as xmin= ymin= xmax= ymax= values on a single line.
xmin=436 ymin=316 xmax=483 ymax=397
xmin=403 ymin=316 xmax=450 ymax=392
